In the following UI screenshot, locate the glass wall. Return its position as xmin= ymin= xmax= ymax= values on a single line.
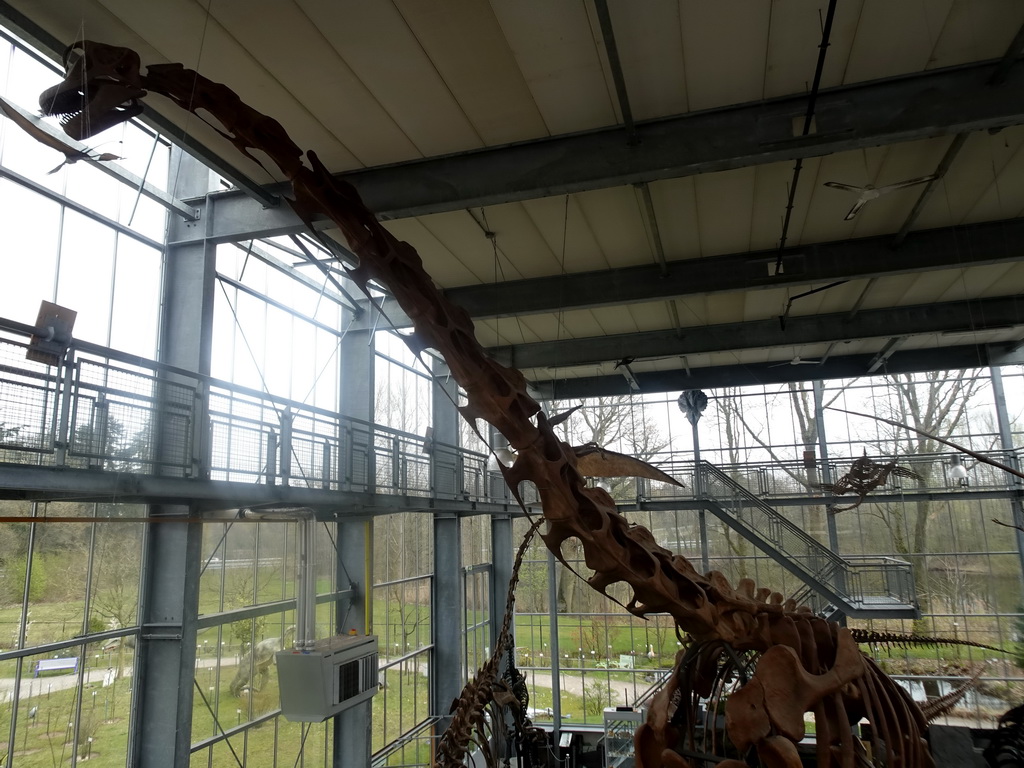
xmin=524 ymin=370 xmax=1024 ymax=728
xmin=190 ymin=518 xmax=339 ymax=766
xmin=0 ymin=27 xmax=167 ymax=768
xmin=372 ymin=512 xmax=432 ymax=760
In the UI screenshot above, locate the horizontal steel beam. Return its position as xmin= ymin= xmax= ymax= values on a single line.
xmin=368 ymin=217 xmax=1024 ymax=326
xmin=534 ymin=343 xmax=1024 ymax=398
xmin=162 ymin=60 xmax=1024 ymax=242
xmin=0 ymin=465 xmax=522 ymax=517
xmin=344 ymin=60 xmax=1024 ymax=219
xmin=491 ymin=295 xmax=1024 ymax=370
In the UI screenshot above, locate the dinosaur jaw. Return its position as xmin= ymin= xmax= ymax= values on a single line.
xmin=38 ymin=41 xmax=146 ymax=141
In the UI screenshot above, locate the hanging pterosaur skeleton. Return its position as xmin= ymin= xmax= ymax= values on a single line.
xmin=818 ymin=450 xmax=923 ymax=512
xmin=0 ymin=92 xmax=121 ymax=174
xmin=21 ymin=40 xmax=988 ymax=768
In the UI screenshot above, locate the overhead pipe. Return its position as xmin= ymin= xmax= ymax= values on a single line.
xmin=774 ymin=0 xmax=839 ymax=277
xmin=239 ymin=506 xmax=317 ymax=651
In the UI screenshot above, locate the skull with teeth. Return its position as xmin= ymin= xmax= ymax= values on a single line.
xmin=39 ymin=41 xmax=146 ymax=141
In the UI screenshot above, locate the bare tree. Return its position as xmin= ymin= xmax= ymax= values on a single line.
xmin=861 ymin=371 xmax=986 ymax=602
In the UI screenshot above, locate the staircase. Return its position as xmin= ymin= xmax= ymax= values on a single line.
xmin=697 ymin=461 xmax=919 ymax=620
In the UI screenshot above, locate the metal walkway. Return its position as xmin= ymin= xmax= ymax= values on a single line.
xmin=698 ymin=462 xmax=919 ymax=619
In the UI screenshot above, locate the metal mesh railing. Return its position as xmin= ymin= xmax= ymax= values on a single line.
xmin=638 ymin=451 xmax=1019 ymax=503
xmin=0 ymin=325 xmax=513 ymax=505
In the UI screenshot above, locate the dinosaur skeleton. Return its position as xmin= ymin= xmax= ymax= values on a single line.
xmin=818 ymin=451 xmax=923 ymax=512
xmin=24 ymin=40 xmax=978 ymax=768
xmin=435 ymin=518 xmax=545 ymax=767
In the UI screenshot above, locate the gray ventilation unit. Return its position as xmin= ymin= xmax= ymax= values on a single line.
xmin=276 ymin=634 xmax=379 ymax=722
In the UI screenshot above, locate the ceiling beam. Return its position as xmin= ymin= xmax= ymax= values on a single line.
xmin=534 ymin=343 xmax=1024 ymax=399
xmin=363 ymin=217 xmax=1024 ymax=327
xmin=346 ymin=58 xmax=1024 ymax=219
xmin=488 ymin=295 xmax=1024 ymax=370
xmin=160 ymin=59 xmax=1024 ymax=241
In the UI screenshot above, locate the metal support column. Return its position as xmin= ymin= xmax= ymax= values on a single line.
xmin=814 ymin=380 xmax=846 ymax=622
xmin=490 ymin=515 xmax=514 ymax=652
xmin=431 ymin=360 xmax=460 ymax=498
xmin=339 ymin=308 xmax=374 ymax=489
xmin=990 ymin=366 xmax=1024 ymax=585
xmin=333 ymin=300 xmax=376 ymax=765
xmin=333 ymin=517 xmax=373 ymax=767
xmin=432 ymin=512 xmax=463 ymax=734
xmin=692 ymin=420 xmax=710 ymax=574
xmin=134 ymin=149 xmax=211 ymax=768
xmin=546 ymin=550 xmax=563 ymax=738
xmin=813 ymin=381 xmax=841 ymax=554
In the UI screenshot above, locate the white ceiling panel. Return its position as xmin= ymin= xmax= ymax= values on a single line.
xmin=208 ymin=1 xmax=422 ymax=168
xmin=749 ymin=159 xmax=817 ymax=252
xmin=678 ymin=1 xmax=772 ymax=111
xmin=394 ymin=0 xmax=548 ymax=146
xmin=694 ymin=167 xmax=756 ymax=257
xmin=843 ymin=1 xmax=950 ymax=83
xmin=575 ymin=186 xmax=654 ymax=269
xmin=928 ymin=0 xmax=1024 ymax=69
xmin=296 ymin=0 xmax=485 ymax=158
xmin=382 ymin=217 xmax=479 ymax=288
xmin=605 ymin=0 xmax=688 ymax=120
xmin=763 ymin=0 xmax=861 ymax=98
xmin=518 ymin=195 xmax=606 ymax=276
xmin=936 ymin=263 xmax=1024 ymax=302
xmin=490 ymin=0 xmax=616 ymax=135
xmin=649 ymin=177 xmax=704 ymax=260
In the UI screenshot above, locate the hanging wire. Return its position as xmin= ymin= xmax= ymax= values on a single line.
xmin=192 ymin=679 xmax=245 ymax=768
xmin=292 ymin=722 xmax=314 ymax=768
xmin=171 ymin=0 xmax=216 ymax=187
xmin=475 ymin=208 xmax=526 ymax=347
xmin=216 ymin=280 xmax=274 ymax=397
xmin=557 ymin=194 xmax=570 ymax=343
xmin=126 ymin=130 xmax=161 ymax=227
xmin=200 ymin=522 xmax=234 ymax=577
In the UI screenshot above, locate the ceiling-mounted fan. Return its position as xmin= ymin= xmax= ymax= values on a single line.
xmin=770 ymin=355 xmax=821 ymax=368
xmin=823 ymin=175 xmax=937 ymax=220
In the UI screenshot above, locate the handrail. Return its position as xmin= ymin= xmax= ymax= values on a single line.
xmin=0 ymin=323 xmax=502 ymax=504
xmin=698 ymin=461 xmax=916 ymax=615
xmin=700 ymin=462 xmax=847 ymax=570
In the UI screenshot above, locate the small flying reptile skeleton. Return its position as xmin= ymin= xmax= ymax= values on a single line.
xmin=818 ymin=450 xmax=923 ymax=512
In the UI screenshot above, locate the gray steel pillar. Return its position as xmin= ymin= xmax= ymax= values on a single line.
xmin=339 ymin=310 xmax=374 ymax=492
xmin=432 ymin=512 xmax=463 ymax=733
xmin=813 ymin=381 xmax=840 ymax=554
xmin=334 ymin=517 xmax=373 ymax=767
xmin=546 ymin=550 xmax=563 ymax=735
xmin=814 ymin=380 xmax=846 ymax=624
xmin=431 ymin=360 xmax=461 ymax=498
xmin=692 ymin=420 xmax=710 ymax=573
xmin=490 ymin=514 xmax=514 ymax=652
xmin=990 ymin=367 xmax=1024 ymax=584
xmin=134 ymin=149 xmax=211 ymax=767
xmin=333 ymin=306 xmax=375 ymax=765
xmin=339 ymin=310 xmax=374 ymax=420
